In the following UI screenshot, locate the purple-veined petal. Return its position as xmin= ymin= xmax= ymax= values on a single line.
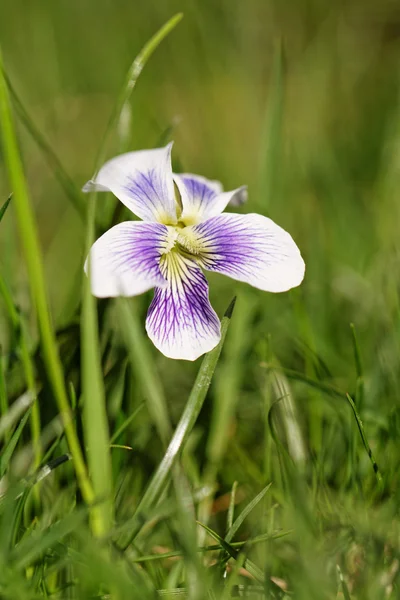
xmin=179 ymin=213 xmax=305 ymax=293
xmin=174 ymin=172 xmax=247 ymax=225
xmin=145 ymin=251 xmax=221 ymax=360
xmin=83 ymin=144 xmax=177 ymax=224
xmin=85 ymin=221 xmax=173 ymax=298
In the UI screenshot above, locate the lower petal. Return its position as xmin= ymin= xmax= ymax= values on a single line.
xmin=85 ymin=221 xmax=170 ymax=297
xmin=188 ymin=213 xmax=305 ymax=293
xmin=145 ymin=252 xmax=221 ymax=360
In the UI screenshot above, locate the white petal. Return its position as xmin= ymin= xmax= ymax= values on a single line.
xmin=145 ymin=252 xmax=221 ymax=360
xmin=183 ymin=213 xmax=305 ymax=293
xmin=83 ymin=144 xmax=177 ymax=224
xmin=85 ymin=221 xmax=170 ymax=297
xmin=173 ymin=172 xmax=246 ymax=225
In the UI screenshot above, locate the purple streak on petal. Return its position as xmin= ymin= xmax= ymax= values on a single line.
xmin=145 ymin=253 xmax=221 ymax=360
xmin=83 ymin=145 xmax=177 ymax=223
xmin=86 ymin=221 xmax=168 ymax=298
xmin=190 ymin=213 xmax=305 ymax=293
xmin=124 ymin=166 xmax=172 ymax=222
xmin=174 ymin=173 xmax=247 ymax=224
xmin=180 ymin=174 xmax=220 ymax=206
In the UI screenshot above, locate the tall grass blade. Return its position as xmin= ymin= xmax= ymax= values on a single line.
xmin=0 ymin=45 xmax=94 ymax=507
xmin=94 ymin=12 xmax=183 ymax=168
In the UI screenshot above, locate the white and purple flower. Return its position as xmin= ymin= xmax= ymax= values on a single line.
xmin=83 ymin=143 xmax=305 ymax=361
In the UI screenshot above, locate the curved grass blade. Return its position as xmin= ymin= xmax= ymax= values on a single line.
xmin=118 ymin=298 xmax=236 ymax=549
xmin=0 ymin=391 xmax=34 ymax=440
xmin=5 ymin=76 xmax=85 ymax=218
xmin=3 ymin=76 xmax=85 ymax=219
xmin=94 ymin=12 xmax=183 ymax=169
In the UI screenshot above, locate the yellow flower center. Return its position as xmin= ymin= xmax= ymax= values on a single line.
xmin=162 ymin=223 xmax=203 ymax=258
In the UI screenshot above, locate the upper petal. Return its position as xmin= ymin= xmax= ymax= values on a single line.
xmin=183 ymin=213 xmax=305 ymax=293
xmin=173 ymin=172 xmax=247 ymax=225
xmin=83 ymin=144 xmax=177 ymax=224
xmin=85 ymin=221 xmax=171 ymax=297
xmin=145 ymin=251 xmax=221 ymax=360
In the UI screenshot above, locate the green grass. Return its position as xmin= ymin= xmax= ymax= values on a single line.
xmin=1 ymin=1 xmax=400 ymax=598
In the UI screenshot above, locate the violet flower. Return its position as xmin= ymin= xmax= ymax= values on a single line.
xmin=83 ymin=143 xmax=305 ymax=360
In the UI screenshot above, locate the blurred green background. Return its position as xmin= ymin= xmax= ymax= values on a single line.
xmin=1 ymin=1 xmax=400 ymax=595
xmin=1 ymin=0 xmax=400 ymax=398
xmin=2 ymin=0 xmax=400 ymax=479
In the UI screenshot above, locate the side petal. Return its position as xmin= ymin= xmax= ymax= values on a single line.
xmin=174 ymin=172 xmax=246 ymax=225
xmin=85 ymin=221 xmax=171 ymax=298
xmin=185 ymin=213 xmax=305 ymax=293
xmin=83 ymin=144 xmax=177 ymax=224
xmin=145 ymin=252 xmax=221 ymax=360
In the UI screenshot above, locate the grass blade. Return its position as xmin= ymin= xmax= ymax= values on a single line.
xmin=225 ymin=483 xmax=272 ymax=543
xmin=0 ymin=391 xmax=34 ymax=440
xmin=196 ymin=521 xmax=264 ymax=583
xmin=0 ymin=407 xmax=31 ymax=477
xmin=4 ymin=76 xmax=85 ymax=219
xmin=0 ymin=194 xmax=11 ymax=223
